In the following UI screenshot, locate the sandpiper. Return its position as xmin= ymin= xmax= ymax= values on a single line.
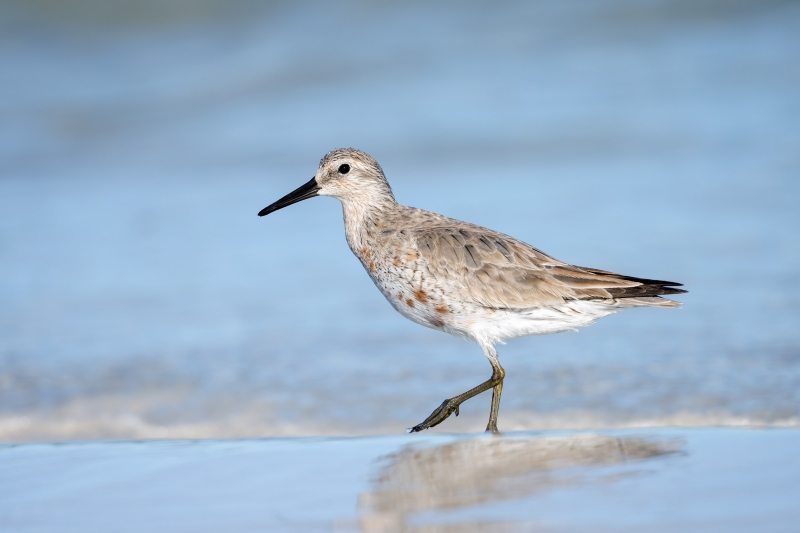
xmin=258 ymin=148 xmax=686 ymax=434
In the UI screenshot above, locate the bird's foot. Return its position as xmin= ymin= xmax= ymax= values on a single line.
xmin=407 ymin=399 xmax=460 ymax=433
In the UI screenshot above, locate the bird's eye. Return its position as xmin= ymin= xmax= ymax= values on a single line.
xmin=338 ymin=164 xmax=350 ymax=174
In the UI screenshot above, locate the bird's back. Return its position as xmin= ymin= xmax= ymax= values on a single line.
xmin=378 ymin=204 xmax=682 ymax=304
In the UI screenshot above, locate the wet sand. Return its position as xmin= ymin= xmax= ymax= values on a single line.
xmin=1 ymin=428 xmax=797 ymax=532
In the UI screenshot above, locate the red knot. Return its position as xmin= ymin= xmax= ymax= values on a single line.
xmin=258 ymin=148 xmax=686 ymax=434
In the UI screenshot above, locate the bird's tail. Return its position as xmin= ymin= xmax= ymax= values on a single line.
xmin=572 ymin=266 xmax=687 ymax=308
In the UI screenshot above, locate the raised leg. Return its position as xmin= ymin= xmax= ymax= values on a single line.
xmin=408 ymin=342 xmax=505 ymax=434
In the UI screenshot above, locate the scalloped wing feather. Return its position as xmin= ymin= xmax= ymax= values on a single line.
xmin=409 ymin=224 xmax=684 ymax=310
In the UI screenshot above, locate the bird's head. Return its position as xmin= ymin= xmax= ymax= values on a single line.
xmin=258 ymin=148 xmax=395 ymax=217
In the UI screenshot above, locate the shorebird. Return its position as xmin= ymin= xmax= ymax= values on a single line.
xmin=258 ymin=148 xmax=686 ymax=434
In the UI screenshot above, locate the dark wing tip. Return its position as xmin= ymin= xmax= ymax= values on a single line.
xmin=661 ymin=286 xmax=688 ymax=295
xmin=569 ymin=266 xmax=688 ymax=299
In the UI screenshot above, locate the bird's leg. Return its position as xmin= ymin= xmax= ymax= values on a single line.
xmin=408 ymin=347 xmax=505 ymax=434
xmin=485 ymin=372 xmax=504 ymax=435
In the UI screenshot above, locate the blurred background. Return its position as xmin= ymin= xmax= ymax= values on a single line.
xmin=1 ymin=0 xmax=798 ymax=441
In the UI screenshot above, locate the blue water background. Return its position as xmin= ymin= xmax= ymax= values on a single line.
xmin=1 ymin=0 xmax=799 ymax=439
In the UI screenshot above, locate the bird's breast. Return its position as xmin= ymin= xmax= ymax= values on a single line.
xmin=352 ymin=241 xmax=458 ymax=332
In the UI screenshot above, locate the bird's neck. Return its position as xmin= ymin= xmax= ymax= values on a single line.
xmin=340 ymin=193 xmax=397 ymax=253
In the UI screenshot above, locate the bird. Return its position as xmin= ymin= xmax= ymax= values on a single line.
xmin=258 ymin=148 xmax=686 ymax=434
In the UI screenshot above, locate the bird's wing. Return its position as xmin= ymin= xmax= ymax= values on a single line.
xmin=410 ymin=224 xmax=684 ymax=309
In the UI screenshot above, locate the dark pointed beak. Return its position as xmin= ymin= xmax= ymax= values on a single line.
xmin=258 ymin=177 xmax=320 ymax=216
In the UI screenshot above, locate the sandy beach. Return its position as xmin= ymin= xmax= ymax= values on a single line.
xmin=1 ymin=428 xmax=797 ymax=532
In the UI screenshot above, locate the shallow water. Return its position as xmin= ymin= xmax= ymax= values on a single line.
xmin=1 ymin=0 xmax=799 ymax=439
xmin=1 ymin=429 xmax=798 ymax=532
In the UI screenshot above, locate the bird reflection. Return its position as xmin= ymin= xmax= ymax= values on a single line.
xmin=359 ymin=433 xmax=680 ymax=532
